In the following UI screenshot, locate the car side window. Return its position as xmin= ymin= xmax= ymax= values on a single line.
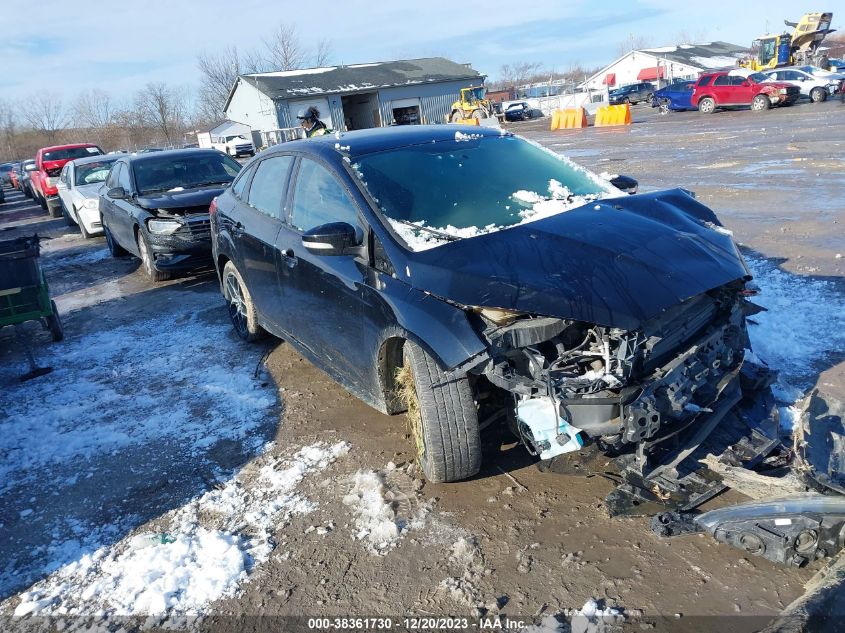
xmin=698 ymin=75 xmax=713 ymax=87
xmin=247 ymin=155 xmax=293 ymax=218
xmin=60 ymin=164 xmax=70 ymax=184
xmin=729 ymin=76 xmax=745 ymax=86
xmin=290 ymin=159 xmax=359 ymax=232
xmin=118 ymin=164 xmax=132 ymax=191
xmin=231 ymin=162 xmax=257 ymax=200
xmin=713 ymin=75 xmax=729 ymax=86
xmin=106 ymin=163 xmax=121 ymax=189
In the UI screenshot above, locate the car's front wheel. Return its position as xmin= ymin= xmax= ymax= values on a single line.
xmin=222 ymin=260 xmax=264 ymax=342
xmin=104 ymin=224 xmax=127 ymax=257
xmin=137 ymin=230 xmax=170 ymax=282
xmin=698 ymin=97 xmax=716 ymax=114
xmin=751 ymin=94 xmax=770 ymax=111
xmin=401 ymin=341 xmax=482 ymax=483
xmin=810 ymin=87 xmax=827 ymax=103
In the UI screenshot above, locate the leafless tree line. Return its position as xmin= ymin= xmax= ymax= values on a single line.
xmin=0 ymin=23 xmax=333 ymax=161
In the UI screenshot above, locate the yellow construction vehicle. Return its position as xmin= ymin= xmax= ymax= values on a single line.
xmin=741 ymin=12 xmax=835 ymax=71
xmin=448 ymin=86 xmax=495 ymax=122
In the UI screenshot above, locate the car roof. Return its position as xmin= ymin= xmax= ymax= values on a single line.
xmin=124 ymin=148 xmax=226 ymax=163
xmin=71 ymin=154 xmax=121 ymax=167
xmin=40 ymin=143 xmax=100 ymax=152
xmin=264 ymin=125 xmax=509 ymax=160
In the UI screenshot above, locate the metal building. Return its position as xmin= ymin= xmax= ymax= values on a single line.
xmin=223 ymin=57 xmax=484 ymax=143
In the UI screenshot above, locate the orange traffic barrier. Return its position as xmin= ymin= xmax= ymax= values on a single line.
xmin=594 ymin=104 xmax=632 ymax=127
xmin=550 ymin=107 xmax=588 ymax=130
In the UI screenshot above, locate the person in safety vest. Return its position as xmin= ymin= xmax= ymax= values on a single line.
xmin=297 ymin=106 xmax=329 ymax=137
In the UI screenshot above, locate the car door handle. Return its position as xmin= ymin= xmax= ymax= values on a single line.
xmin=231 ymin=221 xmax=244 ymax=235
xmin=282 ymin=248 xmax=297 ymax=268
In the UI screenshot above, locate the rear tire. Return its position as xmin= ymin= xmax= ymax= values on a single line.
xmin=222 ymin=260 xmax=264 ymax=342
xmin=137 ymin=230 xmax=170 ymax=282
xmin=402 ymin=341 xmax=481 ymax=483
xmin=751 ymin=94 xmax=770 ymax=111
xmin=698 ymin=97 xmax=716 ymax=114
xmin=810 ymin=87 xmax=827 ymax=103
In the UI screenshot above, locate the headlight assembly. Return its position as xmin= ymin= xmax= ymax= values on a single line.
xmin=147 ymin=219 xmax=181 ymax=235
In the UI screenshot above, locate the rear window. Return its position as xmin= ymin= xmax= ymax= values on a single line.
xmin=697 ymin=75 xmax=713 ymax=87
xmin=132 ymin=153 xmax=242 ymax=195
xmin=0 ymin=164 xmax=12 ymax=173
xmin=43 ymin=146 xmax=102 ymax=161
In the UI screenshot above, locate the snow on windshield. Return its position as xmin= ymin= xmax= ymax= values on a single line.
xmin=352 ymin=134 xmax=620 ymax=252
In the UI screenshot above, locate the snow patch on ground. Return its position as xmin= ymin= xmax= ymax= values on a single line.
xmin=520 ymin=599 xmax=626 ymax=633
xmin=342 ymin=463 xmax=428 ymax=554
xmin=744 ymin=254 xmax=845 ymax=429
xmin=0 ymin=296 xmax=275 ymax=494
xmin=9 ymin=441 xmax=349 ymax=618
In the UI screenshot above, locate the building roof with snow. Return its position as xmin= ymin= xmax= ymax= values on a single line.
xmin=579 ymin=41 xmax=749 ymax=91
xmin=230 ymin=57 xmax=482 ymax=103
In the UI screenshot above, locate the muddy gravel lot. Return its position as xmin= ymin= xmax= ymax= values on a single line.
xmin=1 ymin=100 xmax=844 ymax=632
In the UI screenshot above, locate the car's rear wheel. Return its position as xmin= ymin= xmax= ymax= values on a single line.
xmin=698 ymin=97 xmax=716 ymax=114
xmin=810 ymin=87 xmax=827 ymax=103
xmin=137 ymin=230 xmax=170 ymax=282
xmin=104 ymin=225 xmax=127 ymax=257
xmin=222 ymin=261 xmax=264 ymax=342
xmin=751 ymin=94 xmax=770 ymax=111
xmin=400 ymin=341 xmax=481 ymax=483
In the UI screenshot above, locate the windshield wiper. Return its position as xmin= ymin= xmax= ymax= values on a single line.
xmin=189 ymin=180 xmax=232 ymax=188
xmin=391 ymin=218 xmax=461 ymax=242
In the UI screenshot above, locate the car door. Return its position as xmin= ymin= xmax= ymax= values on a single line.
xmin=731 ymin=75 xmax=756 ymax=104
xmin=711 ymin=74 xmax=733 ymax=104
xmin=110 ymin=163 xmax=140 ymax=253
xmin=100 ymin=161 xmax=122 ymax=238
xmin=231 ymin=154 xmax=295 ymax=322
xmin=274 ymin=157 xmax=369 ymax=389
xmin=57 ymin=163 xmax=72 ymax=214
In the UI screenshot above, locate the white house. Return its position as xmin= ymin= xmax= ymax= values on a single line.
xmin=196 ymin=120 xmax=254 ymax=149
xmin=579 ymin=41 xmax=749 ymax=91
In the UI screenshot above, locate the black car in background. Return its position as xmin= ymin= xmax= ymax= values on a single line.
xmin=99 ymin=149 xmax=241 ymax=281
xmin=211 ymin=126 xmax=752 ymax=485
xmin=0 ymin=162 xmax=13 ymax=187
xmin=608 ymin=82 xmax=655 ymax=104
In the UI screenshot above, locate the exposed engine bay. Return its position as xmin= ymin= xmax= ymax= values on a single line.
xmin=474 ymin=282 xmax=750 ymax=463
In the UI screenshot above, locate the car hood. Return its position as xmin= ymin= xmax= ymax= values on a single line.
xmin=403 ymin=189 xmax=749 ymax=331
xmin=135 ymin=186 xmax=227 ymax=211
xmin=76 ymin=183 xmax=106 ymax=199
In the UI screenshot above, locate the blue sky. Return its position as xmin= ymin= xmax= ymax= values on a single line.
xmin=0 ymin=0 xmax=837 ymax=104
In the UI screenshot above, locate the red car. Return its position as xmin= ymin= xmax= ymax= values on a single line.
xmin=691 ymin=70 xmax=801 ymax=113
xmin=31 ymin=143 xmax=103 ymax=217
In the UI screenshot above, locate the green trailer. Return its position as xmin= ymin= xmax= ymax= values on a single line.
xmin=0 ymin=234 xmax=63 ymax=379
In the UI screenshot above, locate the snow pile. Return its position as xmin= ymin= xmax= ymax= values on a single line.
xmin=342 ymin=470 xmax=407 ymax=554
xmin=11 ymin=441 xmax=349 ymax=618
xmin=690 ymin=55 xmax=744 ymax=68
xmin=455 ymin=131 xmax=483 ymax=142
xmin=570 ymin=599 xmax=625 ymax=633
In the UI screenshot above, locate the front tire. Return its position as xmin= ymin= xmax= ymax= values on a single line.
xmin=449 ymin=110 xmax=464 ymax=123
xmin=222 ymin=261 xmax=264 ymax=342
xmin=698 ymin=97 xmax=716 ymax=114
xmin=137 ymin=230 xmax=170 ymax=282
xmin=60 ymin=200 xmax=75 ymax=226
xmin=402 ymin=341 xmax=481 ymax=483
xmin=810 ymin=87 xmax=827 ymax=103
xmin=751 ymin=94 xmax=770 ymax=111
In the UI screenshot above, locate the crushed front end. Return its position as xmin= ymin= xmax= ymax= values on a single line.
xmin=473 ymin=281 xmax=750 ymax=469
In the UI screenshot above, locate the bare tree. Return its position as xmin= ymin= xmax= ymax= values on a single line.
xmin=134 ymin=82 xmax=186 ymax=147
xmin=314 ymin=38 xmax=333 ymax=67
xmin=264 ymin=23 xmax=306 ymax=71
xmin=0 ymin=99 xmax=19 ymax=159
xmin=615 ymin=34 xmax=654 ymax=57
xmin=23 ymin=92 xmax=66 ymax=144
xmin=498 ymin=62 xmax=543 ymax=89
xmin=673 ymin=29 xmax=710 ymax=45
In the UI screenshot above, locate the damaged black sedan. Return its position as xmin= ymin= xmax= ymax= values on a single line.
xmin=212 ymin=125 xmax=754 ymax=484
xmin=100 ymin=149 xmax=241 ymax=281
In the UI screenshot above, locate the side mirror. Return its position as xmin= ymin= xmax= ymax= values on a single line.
xmin=24 ymin=164 xmax=36 ymax=172
xmin=107 ymin=186 xmax=127 ymax=199
xmin=609 ymin=175 xmax=639 ymax=195
xmin=302 ymin=222 xmax=362 ymax=256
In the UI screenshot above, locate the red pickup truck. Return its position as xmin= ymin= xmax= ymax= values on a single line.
xmin=32 ymin=143 xmax=103 ymax=217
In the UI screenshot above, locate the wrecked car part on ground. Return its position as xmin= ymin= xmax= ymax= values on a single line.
xmin=652 ymin=494 xmax=845 ymax=567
